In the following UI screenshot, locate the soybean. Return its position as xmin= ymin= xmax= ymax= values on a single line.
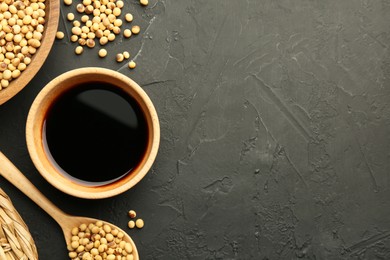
xmin=86 ymin=38 xmax=95 ymax=48
xmin=116 ymin=53 xmax=124 ymax=62
xmin=135 ymin=219 xmax=144 ymax=228
xmin=70 ymin=34 xmax=78 ymax=42
xmin=128 ymin=60 xmax=136 ymax=69
xmin=128 ymin=210 xmax=136 ymax=218
xmin=140 ymin=0 xmax=148 ymax=6
xmin=123 ymin=29 xmax=131 ymax=38
xmin=75 ymin=46 xmax=83 ymax=54
xmin=67 ymin=12 xmax=74 ymax=21
xmin=131 ymin=25 xmax=140 ymax=35
xmin=60 ymin=0 xmax=145 ymax=71
xmin=67 ymin=221 xmax=135 ymax=260
xmin=125 ymin=13 xmax=133 ymax=22
xmin=0 ymin=0 xmax=46 ymax=90
xmin=98 ymin=48 xmax=107 ymax=58
xmin=127 ymin=220 xmax=135 ymax=229
xmin=76 ymin=4 xmax=85 ymax=13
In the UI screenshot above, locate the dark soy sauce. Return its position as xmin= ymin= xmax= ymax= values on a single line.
xmin=43 ymin=82 xmax=149 ymax=186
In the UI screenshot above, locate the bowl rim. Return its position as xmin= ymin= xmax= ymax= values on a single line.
xmin=25 ymin=67 xmax=160 ymax=199
xmin=0 ymin=0 xmax=60 ymax=105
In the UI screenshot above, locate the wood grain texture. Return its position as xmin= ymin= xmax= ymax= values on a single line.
xmin=0 ymin=0 xmax=60 ymax=105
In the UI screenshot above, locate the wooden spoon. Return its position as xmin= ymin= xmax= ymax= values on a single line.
xmin=0 ymin=152 xmax=139 ymax=259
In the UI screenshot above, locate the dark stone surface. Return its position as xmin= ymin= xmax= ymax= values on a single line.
xmin=1 ymin=0 xmax=390 ymax=259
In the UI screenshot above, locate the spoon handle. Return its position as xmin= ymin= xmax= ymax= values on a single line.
xmin=0 ymin=151 xmax=68 ymax=225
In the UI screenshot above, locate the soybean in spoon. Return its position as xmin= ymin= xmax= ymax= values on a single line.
xmin=0 ymin=152 xmax=139 ymax=260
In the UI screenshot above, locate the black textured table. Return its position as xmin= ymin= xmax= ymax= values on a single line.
xmin=1 ymin=1 xmax=390 ymax=259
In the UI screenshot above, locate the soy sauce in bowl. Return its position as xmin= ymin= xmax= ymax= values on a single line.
xmin=43 ymin=82 xmax=149 ymax=186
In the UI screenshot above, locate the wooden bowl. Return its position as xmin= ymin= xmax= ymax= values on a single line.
xmin=0 ymin=0 xmax=60 ymax=105
xmin=26 ymin=67 xmax=160 ymax=199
